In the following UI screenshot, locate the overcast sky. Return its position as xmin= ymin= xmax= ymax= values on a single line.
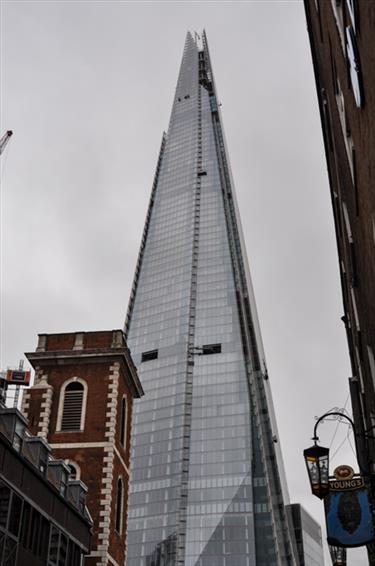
xmin=1 ymin=1 xmax=366 ymax=563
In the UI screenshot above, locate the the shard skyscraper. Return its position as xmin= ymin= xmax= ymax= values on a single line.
xmin=125 ymin=32 xmax=296 ymax=566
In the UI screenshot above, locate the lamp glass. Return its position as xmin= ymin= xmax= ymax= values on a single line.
xmin=303 ymin=444 xmax=330 ymax=499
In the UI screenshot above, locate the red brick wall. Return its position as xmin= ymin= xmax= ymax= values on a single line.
xmin=52 ymin=446 xmax=105 ymax=550
xmin=24 ymin=388 xmax=45 ymax=435
xmin=24 ymin=331 xmax=138 ymax=566
xmin=45 ymin=333 xmax=76 ymax=351
xmin=47 ymin=361 xmax=110 ymax=444
xmin=108 ymin=455 xmax=128 ymax=564
xmin=84 ymin=331 xmax=114 ymax=350
xmin=42 ymin=331 xmax=117 ymax=352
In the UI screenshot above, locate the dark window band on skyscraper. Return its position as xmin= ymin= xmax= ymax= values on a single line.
xmin=201 ymin=343 xmax=221 ymax=355
xmin=125 ymin=31 xmax=297 ymax=566
xmin=141 ymin=350 xmax=158 ymax=363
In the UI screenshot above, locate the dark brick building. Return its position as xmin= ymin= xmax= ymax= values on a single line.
xmin=22 ymin=330 xmax=143 ymax=566
xmin=0 ymin=406 xmax=92 ymax=565
xmin=304 ymin=0 xmax=375 ymax=551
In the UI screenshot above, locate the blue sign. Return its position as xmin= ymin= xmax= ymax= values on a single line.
xmin=325 ymin=479 xmax=375 ymax=548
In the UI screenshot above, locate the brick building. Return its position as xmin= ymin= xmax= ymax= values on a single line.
xmin=0 ymin=406 xmax=92 ymax=565
xmin=21 ymin=330 xmax=143 ymax=566
xmin=304 ymin=2 xmax=375 ymax=474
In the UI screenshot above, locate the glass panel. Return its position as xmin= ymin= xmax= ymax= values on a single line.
xmin=39 ymin=517 xmax=50 ymax=560
xmin=8 ymin=493 xmax=22 ymax=537
xmin=31 ymin=509 xmax=41 ymax=555
xmin=0 ymin=482 xmax=10 ymax=529
xmin=20 ymin=502 xmax=31 ymax=548
xmin=13 ymin=420 xmax=24 ymax=452
xmin=3 ymin=537 xmax=17 ymax=566
xmin=0 ymin=532 xmax=5 ymax=563
xmin=58 ymin=534 xmax=67 ymax=566
xmin=48 ymin=526 xmax=59 ymax=565
xmin=67 ymin=541 xmax=81 ymax=566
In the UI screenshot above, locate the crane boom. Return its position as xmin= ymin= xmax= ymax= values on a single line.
xmin=0 ymin=130 xmax=13 ymax=155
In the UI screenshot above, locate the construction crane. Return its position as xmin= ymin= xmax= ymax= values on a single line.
xmin=0 ymin=130 xmax=13 ymax=155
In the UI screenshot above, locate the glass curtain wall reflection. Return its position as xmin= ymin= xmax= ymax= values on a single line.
xmin=125 ymin=32 xmax=296 ymax=566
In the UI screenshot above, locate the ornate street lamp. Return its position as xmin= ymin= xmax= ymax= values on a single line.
xmin=304 ymin=411 xmax=359 ymax=499
xmin=329 ymin=544 xmax=346 ymax=565
xmin=303 ymin=443 xmax=330 ymax=499
xmin=305 ymin=411 xmax=375 ymax=560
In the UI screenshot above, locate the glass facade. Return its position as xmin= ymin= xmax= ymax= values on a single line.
xmin=0 ymin=479 xmax=84 ymax=566
xmin=287 ymin=504 xmax=324 ymax=566
xmin=125 ymin=32 xmax=296 ymax=566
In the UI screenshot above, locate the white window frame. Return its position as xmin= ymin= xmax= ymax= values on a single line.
xmin=56 ymin=377 xmax=88 ymax=432
xmin=64 ymin=459 xmax=81 ymax=480
xmin=120 ymin=395 xmax=128 ymax=449
xmin=115 ymin=476 xmax=124 ymax=535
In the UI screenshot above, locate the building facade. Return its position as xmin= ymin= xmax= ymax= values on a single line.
xmin=304 ymin=0 xmax=375 ymax=497
xmin=22 ymin=330 xmax=143 ymax=566
xmin=125 ymin=32 xmax=296 ymax=566
xmin=287 ymin=504 xmax=324 ymax=566
xmin=0 ymin=406 xmax=92 ymax=565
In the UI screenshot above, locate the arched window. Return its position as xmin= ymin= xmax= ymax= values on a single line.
xmin=115 ymin=477 xmax=124 ymax=534
xmin=68 ymin=464 xmax=77 ymax=480
xmin=61 ymin=382 xmax=83 ymax=431
xmin=120 ymin=396 xmax=127 ymax=448
xmin=67 ymin=463 xmax=80 ymax=480
xmin=56 ymin=378 xmax=88 ymax=432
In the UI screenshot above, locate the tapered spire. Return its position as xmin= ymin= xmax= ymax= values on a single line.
xmin=125 ymin=32 xmax=296 ymax=566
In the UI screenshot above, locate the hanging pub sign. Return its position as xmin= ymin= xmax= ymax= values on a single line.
xmin=324 ymin=465 xmax=375 ymax=548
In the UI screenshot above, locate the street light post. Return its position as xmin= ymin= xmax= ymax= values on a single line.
xmin=304 ymin=410 xmax=375 ymax=566
xmin=304 ymin=411 xmax=360 ymax=499
xmin=304 ymin=410 xmax=371 ymax=492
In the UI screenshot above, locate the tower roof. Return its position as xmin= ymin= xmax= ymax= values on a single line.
xmin=25 ymin=329 xmax=144 ymax=398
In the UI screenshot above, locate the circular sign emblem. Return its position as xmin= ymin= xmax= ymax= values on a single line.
xmin=333 ymin=465 xmax=355 ymax=481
